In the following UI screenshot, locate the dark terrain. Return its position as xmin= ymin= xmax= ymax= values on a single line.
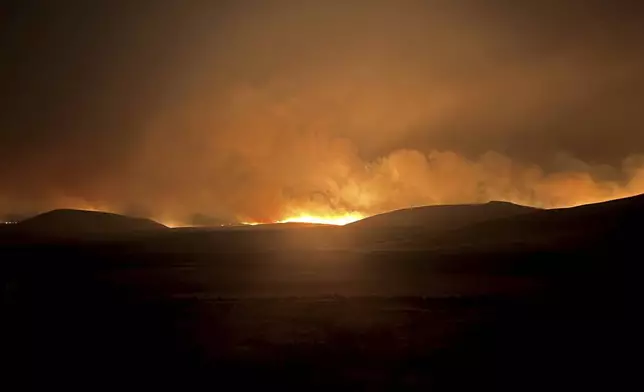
xmin=1 ymin=196 xmax=639 ymax=391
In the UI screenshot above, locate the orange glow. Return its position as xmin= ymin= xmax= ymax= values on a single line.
xmin=277 ymin=212 xmax=364 ymax=226
xmin=240 ymin=211 xmax=364 ymax=226
xmin=157 ymin=220 xmax=184 ymax=228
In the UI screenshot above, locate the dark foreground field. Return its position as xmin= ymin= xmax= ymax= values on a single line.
xmin=1 ymin=198 xmax=639 ymax=391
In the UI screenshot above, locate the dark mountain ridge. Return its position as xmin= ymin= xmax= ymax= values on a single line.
xmin=11 ymin=209 xmax=167 ymax=239
xmin=349 ymin=201 xmax=537 ymax=231
xmin=378 ymin=193 xmax=644 ymax=252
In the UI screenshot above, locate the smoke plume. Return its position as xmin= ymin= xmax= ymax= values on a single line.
xmin=2 ymin=1 xmax=644 ymax=224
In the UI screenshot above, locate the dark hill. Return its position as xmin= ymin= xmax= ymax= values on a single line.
xmin=389 ymin=193 xmax=644 ymax=251
xmin=349 ymin=201 xmax=536 ymax=231
xmin=13 ymin=209 xmax=167 ymax=238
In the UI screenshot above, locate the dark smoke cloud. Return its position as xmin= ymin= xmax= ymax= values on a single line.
xmin=1 ymin=0 xmax=644 ymax=224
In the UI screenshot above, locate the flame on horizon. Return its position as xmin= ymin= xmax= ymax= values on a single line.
xmin=240 ymin=211 xmax=365 ymax=226
xmin=278 ymin=212 xmax=364 ymax=226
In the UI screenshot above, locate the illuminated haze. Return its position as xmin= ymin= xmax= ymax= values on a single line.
xmin=2 ymin=0 xmax=644 ymax=225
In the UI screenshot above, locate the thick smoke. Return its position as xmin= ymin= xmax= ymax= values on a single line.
xmin=1 ymin=1 xmax=644 ymax=224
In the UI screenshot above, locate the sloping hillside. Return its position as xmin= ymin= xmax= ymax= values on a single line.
xmin=12 ymin=209 xmax=167 ymax=238
xmin=384 ymin=194 xmax=644 ymax=251
xmin=349 ymin=201 xmax=536 ymax=231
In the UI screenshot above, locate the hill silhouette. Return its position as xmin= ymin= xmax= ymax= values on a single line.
xmin=461 ymin=193 xmax=641 ymax=236
xmin=349 ymin=201 xmax=536 ymax=231
xmin=13 ymin=209 xmax=166 ymax=238
xmin=371 ymin=193 xmax=644 ymax=252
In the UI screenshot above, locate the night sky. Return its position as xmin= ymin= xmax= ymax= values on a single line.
xmin=2 ymin=0 xmax=644 ymax=224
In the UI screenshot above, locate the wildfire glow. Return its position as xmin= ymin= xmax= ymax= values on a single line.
xmin=277 ymin=212 xmax=364 ymax=226
xmin=240 ymin=212 xmax=364 ymax=226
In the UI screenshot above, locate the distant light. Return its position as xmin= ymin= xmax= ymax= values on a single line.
xmin=238 ymin=212 xmax=364 ymax=227
xmin=277 ymin=212 xmax=364 ymax=226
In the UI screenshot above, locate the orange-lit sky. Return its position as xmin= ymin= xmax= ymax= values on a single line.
xmin=2 ymin=1 xmax=644 ymax=225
